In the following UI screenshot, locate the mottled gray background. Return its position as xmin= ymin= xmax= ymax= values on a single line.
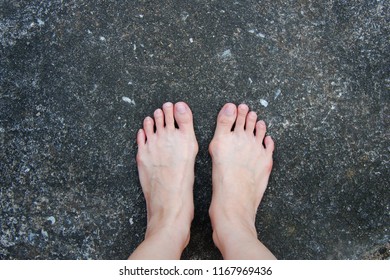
xmin=1 ymin=0 xmax=389 ymax=259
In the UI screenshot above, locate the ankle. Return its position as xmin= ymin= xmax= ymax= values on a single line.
xmin=212 ymin=219 xmax=257 ymax=241
xmin=210 ymin=209 xmax=258 ymax=247
xmin=212 ymin=223 xmax=259 ymax=256
xmin=209 ymin=202 xmax=256 ymax=230
xmin=145 ymin=217 xmax=192 ymax=249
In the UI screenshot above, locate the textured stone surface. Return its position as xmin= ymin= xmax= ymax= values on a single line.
xmin=1 ymin=0 xmax=389 ymax=259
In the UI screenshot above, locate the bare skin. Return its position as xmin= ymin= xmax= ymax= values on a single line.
xmin=129 ymin=102 xmax=275 ymax=260
xmin=129 ymin=102 xmax=198 ymax=260
xmin=209 ymin=103 xmax=276 ymax=259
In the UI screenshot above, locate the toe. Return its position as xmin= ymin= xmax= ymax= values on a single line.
xmin=154 ymin=108 xmax=164 ymax=131
xmin=235 ymin=104 xmax=249 ymax=131
xmin=136 ymin=128 xmax=146 ymax=146
xmin=214 ymin=103 xmax=237 ymax=136
xmin=162 ymin=102 xmax=175 ymax=129
xmin=245 ymin=111 xmax=257 ymax=133
xmin=264 ymin=135 xmax=275 ymax=153
xmin=143 ymin=116 xmax=155 ymax=139
xmin=174 ymin=102 xmax=194 ymax=132
xmin=255 ymin=120 xmax=266 ymax=144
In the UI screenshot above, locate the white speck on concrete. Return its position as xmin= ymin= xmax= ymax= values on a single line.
xmin=138 ymin=14 xmax=144 ymax=18
xmin=28 ymin=233 xmax=38 ymax=242
xmin=41 ymin=229 xmax=49 ymax=239
xmin=248 ymin=77 xmax=253 ymax=84
xmin=260 ymin=99 xmax=269 ymax=107
xmin=321 ymin=104 xmax=336 ymax=123
xmin=282 ymin=119 xmax=290 ymax=128
xmin=129 ymin=218 xmax=134 ymax=225
xmin=37 ymin=19 xmax=45 ymax=26
xmin=189 ymin=38 xmax=194 ymax=43
xmin=256 ymin=32 xmax=266 ymax=38
xmin=128 ymin=81 xmax=133 ymax=85
xmin=133 ymin=44 xmax=137 ymax=51
xmin=248 ymin=29 xmax=266 ymax=38
xmin=87 ymin=29 xmax=92 ymax=34
xmin=89 ymin=84 xmax=98 ymax=93
xmin=122 ymin=97 xmax=136 ymax=105
xmin=181 ymin=11 xmax=189 ymax=21
xmin=47 ymin=216 xmax=56 ymax=225
xmin=274 ymin=88 xmax=281 ymax=99
xmin=220 ymin=49 xmax=232 ymax=60
xmin=99 ymin=36 xmax=106 ymax=41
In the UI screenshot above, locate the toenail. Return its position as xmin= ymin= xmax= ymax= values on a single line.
xmin=224 ymin=104 xmax=235 ymax=116
xmin=154 ymin=109 xmax=162 ymax=116
xmin=176 ymin=103 xmax=187 ymax=114
xmin=163 ymin=102 xmax=173 ymax=108
xmin=239 ymin=104 xmax=248 ymax=111
xmin=249 ymin=111 xmax=257 ymax=118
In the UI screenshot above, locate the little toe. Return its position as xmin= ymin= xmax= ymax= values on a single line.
xmin=136 ymin=128 xmax=146 ymax=147
xmin=245 ymin=111 xmax=257 ymax=134
xmin=235 ymin=104 xmax=249 ymax=131
xmin=214 ymin=103 xmax=237 ymax=136
xmin=264 ymin=135 xmax=275 ymax=153
xmin=162 ymin=102 xmax=175 ymax=129
xmin=154 ymin=108 xmax=164 ymax=131
xmin=174 ymin=102 xmax=194 ymax=132
xmin=255 ymin=120 xmax=267 ymax=144
xmin=143 ymin=116 xmax=155 ymax=139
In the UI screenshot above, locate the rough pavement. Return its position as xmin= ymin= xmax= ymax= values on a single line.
xmin=1 ymin=0 xmax=389 ymax=259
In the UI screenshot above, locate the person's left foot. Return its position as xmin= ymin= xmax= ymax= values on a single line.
xmin=208 ymin=103 xmax=275 ymax=259
xmin=136 ymin=101 xmax=198 ymax=247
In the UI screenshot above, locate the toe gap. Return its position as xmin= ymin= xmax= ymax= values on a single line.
xmin=230 ymin=122 xmax=236 ymax=131
xmin=261 ymin=133 xmax=270 ymax=148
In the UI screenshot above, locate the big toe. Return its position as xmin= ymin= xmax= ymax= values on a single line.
xmin=174 ymin=102 xmax=194 ymax=132
xmin=214 ymin=103 xmax=237 ymax=136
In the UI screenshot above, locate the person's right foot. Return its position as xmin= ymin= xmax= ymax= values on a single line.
xmin=136 ymin=102 xmax=198 ymax=253
xmin=208 ymin=103 xmax=275 ymax=259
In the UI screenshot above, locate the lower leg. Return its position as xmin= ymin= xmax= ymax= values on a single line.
xmin=209 ymin=103 xmax=276 ymax=260
xmin=128 ymin=219 xmax=191 ymax=260
xmin=210 ymin=210 xmax=276 ymax=259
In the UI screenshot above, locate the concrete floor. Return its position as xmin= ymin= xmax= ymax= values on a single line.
xmin=1 ymin=0 xmax=389 ymax=259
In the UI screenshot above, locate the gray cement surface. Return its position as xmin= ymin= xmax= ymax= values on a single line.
xmin=1 ymin=0 xmax=389 ymax=259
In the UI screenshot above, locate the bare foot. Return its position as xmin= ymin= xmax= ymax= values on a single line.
xmin=129 ymin=102 xmax=198 ymax=259
xmin=209 ymin=103 xmax=276 ymax=259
